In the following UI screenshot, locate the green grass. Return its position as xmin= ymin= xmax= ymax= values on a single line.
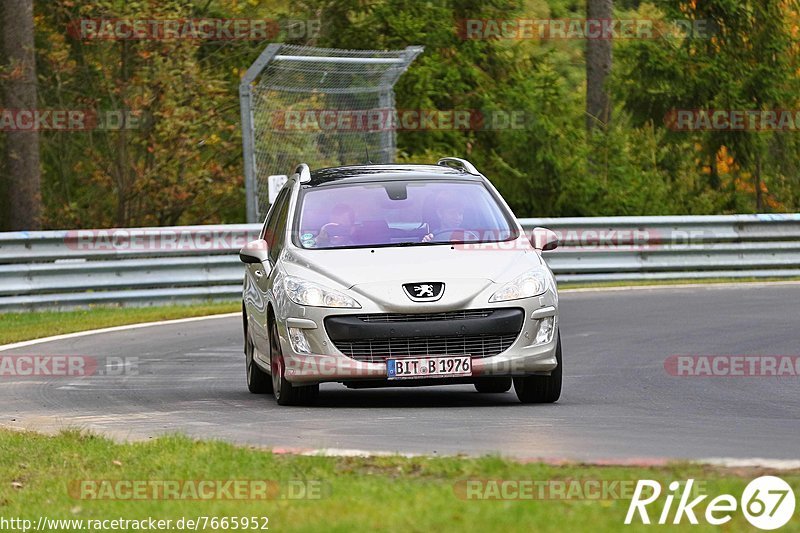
xmin=0 ymin=303 xmax=239 ymax=345
xmin=0 ymin=429 xmax=798 ymax=532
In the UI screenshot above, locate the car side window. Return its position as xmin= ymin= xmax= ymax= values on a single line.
xmin=262 ymin=188 xmax=289 ymax=247
xmin=268 ymin=190 xmax=292 ymax=263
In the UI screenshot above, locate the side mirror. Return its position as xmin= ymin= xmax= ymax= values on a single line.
xmin=239 ymin=239 xmax=270 ymax=264
xmin=531 ymin=227 xmax=559 ymax=251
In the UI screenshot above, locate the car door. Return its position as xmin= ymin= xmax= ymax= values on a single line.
xmin=246 ymin=186 xmax=291 ymax=360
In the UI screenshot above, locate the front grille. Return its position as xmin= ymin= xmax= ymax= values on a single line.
xmin=357 ymin=309 xmax=493 ymax=323
xmin=326 ymin=307 xmax=524 ymax=364
xmin=333 ymin=333 xmax=518 ymax=363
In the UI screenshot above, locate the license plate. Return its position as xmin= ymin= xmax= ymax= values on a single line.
xmin=387 ymin=356 xmax=472 ymax=380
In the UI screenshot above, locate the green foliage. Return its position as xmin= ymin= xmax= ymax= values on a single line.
xmin=613 ymin=0 xmax=800 ymax=212
xmin=34 ymin=0 xmax=270 ymax=227
xmin=21 ymin=0 xmax=800 ymax=228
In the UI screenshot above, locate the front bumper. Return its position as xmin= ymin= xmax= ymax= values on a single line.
xmin=277 ymin=299 xmax=559 ymax=385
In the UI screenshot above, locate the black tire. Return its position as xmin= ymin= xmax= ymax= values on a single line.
xmin=474 ymin=377 xmax=512 ymax=393
xmin=269 ymin=319 xmax=319 ymax=406
xmin=245 ymin=328 xmax=273 ymax=394
xmin=513 ymin=333 xmax=562 ymax=404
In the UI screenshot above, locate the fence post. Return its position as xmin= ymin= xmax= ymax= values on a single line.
xmin=240 ymin=44 xmax=282 ymax=224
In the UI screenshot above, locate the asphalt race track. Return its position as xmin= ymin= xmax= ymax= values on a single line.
xmin=2 ymin=283 xmax=799 ymax=462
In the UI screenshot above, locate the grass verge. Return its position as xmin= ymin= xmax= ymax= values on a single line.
xmin=0 ymin=303 xmax=239 ymax=346
xmin=0 ymin=429 xmax=798 ymax=532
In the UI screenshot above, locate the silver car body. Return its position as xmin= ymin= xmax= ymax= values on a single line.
xmin=242 ymin=162 xmax=559 ymax=389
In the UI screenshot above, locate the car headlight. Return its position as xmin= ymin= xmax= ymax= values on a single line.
xmin=489 ymin=269 xmax=548 ymax=302
xmin=282 ymin=275 xmax=361 ymax=308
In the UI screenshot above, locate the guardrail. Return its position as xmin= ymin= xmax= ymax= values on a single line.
xmin=1 ymin=214 xmax=799 ymax=311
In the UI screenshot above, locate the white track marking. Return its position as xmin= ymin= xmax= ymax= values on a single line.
xmin=5 ymin=281 xmax=800 ymax=352
xmin=560 ymin=280 xmax=800 ymax=293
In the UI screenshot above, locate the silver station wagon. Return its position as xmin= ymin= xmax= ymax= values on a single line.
xmin=240 ymin=158 xmax=561 ymax=405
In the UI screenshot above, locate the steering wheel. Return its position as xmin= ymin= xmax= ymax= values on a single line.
xmin=431 ymin=228 xmax=481 ymax=241
xmin=320 ymin=222 xmax=347 ymax=236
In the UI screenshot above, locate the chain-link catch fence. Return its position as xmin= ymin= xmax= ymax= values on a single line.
xmin=239 ymin=44 xmax=423 ymax=222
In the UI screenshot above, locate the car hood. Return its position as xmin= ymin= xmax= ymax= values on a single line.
xmin=283 ymin=241 xmax=543 ymax=289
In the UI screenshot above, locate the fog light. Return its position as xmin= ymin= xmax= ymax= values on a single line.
xmin=288 ymin=327 xmax=311 ymax=354
xmin=534 ymin=316 xmax=555 ymax=345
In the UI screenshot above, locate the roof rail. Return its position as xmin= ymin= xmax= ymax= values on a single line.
xmin=437 ymin=157 xmax=479 ymax=175
xmin=294 ymin=163 xmax=311 ymax=183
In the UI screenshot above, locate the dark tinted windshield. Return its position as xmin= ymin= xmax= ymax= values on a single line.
xmin=294 ymin=180 xmax=517 ymax=249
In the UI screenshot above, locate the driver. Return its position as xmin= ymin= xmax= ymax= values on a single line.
xmin=317 ymin=204 xmax=356 ymax=246
xmin=422 ymin=196 xmax=465 ymax=242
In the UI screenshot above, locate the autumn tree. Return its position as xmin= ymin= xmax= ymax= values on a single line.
xmin=614 ymin=0 xmax=800 ymax=212
xmin=1 ymin=0 xmax=42 ymax=230
xmin=35 ymin=0 xmax=255 ymax=227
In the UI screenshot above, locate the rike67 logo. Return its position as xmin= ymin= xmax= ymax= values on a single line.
xmin=625 ymin=476 xmax=796 ymax=530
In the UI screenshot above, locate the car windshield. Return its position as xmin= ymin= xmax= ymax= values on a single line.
xmin=294 ymin=179 xmax=517 ymax=249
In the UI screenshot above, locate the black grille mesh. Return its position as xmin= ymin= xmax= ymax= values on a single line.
xmin=333 ymin=333 xmax=518 ymax=363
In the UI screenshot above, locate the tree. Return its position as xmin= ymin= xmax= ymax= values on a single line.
xmin=34 ymin=0 xmax=253 ymax=227
xmin=586 ymin=0 xmax=613 ymax=131
xmin=614 ymin=0 xmax=800 ymax=213
xmin=1 ymin=0 xmax=41 ymax=230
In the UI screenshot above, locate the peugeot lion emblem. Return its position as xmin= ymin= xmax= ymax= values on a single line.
xmin=403 ymin=282 xmax=445 ymax=302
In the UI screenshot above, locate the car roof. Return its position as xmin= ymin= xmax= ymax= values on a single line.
xmin=305 ymin=164 xmax=483 ymax=187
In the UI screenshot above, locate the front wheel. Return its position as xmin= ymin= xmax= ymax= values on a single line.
xmin=513 ymin=333 xmax=562 ymax=404
xmin=270 ymin=320 xmax=319 ymax=406
xmin=245 ymin=328 xmax=272 ymax=394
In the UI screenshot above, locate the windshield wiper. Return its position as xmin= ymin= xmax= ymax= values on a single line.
xmin=388 ymin=241 xmax=432 ymax=247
